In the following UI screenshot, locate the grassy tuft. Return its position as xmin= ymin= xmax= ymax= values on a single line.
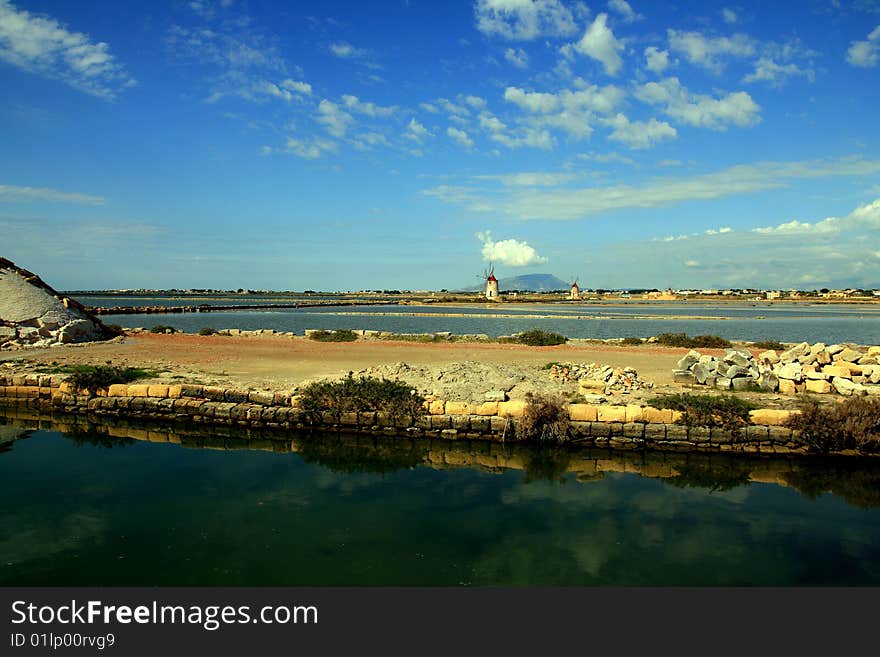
xmin=512 ymin=329 xmax=568 ymax=346
xmin=298 ymin=373 xmax=424 ymax=422
xmin=515 ymin=393 xmax=571 ymax=443
xmin=647 ymin=393 xmax=758 ymax=434
xmin=656 ymin=333 xmax=731 ymax=348
xmin=785 ymin=397 xmax=880 ymax=454
xmin=308 ymin=329 xmax=358 ymax=342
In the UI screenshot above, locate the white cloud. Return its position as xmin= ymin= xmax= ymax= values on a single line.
xmin=846 ymin=25 xmax=880 ymax=67
xmin=329 ymin=41 xmax=367 ymax=58
xmin=0 ymin=184 xmax=105 ymax=205
xmin=0 ymin=0 xmax=135 ymax=99
xmin=607 ymin=0 xmax=643 ymax=23
xmin=634 ymin=76 xmax=760 ymax=130
xmin=562 ymin=13 xmax=625 ymax=76
xmin=667 ymin=29 xmax=756 ymax=72
xmin=474 ymin=0 xmax=579 ymax=41
xmin=504 ymin=46 xmax=529 ymax=68
xmin=602 ymin=113 xmax=677 ymax=149
xmin=405 ymin=118 xmax=432 ymax=142
xmin=644 ymin=46 xmax=670 ymax=73
xmin=424 ymin=156 xmax=880 ymax=221
xmin=742 ymin=57 xmax=814 ymax=85
xmin=447 ymin=126 xmax=474 ymax=148
xmin=504 ymin=83 xmax=625 ymax=141
xmin=504 ymin=82 xmax=624 ymax=114
xmin=476 ymin=230 xmax=548 ymax=266
xmin=722 ymin=8 xmax=738 ymax=24
xmin=316 ymin=100 xmax=354 ymax=137
xmin=752 ymin=198 xmax=880 ymax=234
xmin=340 ymin=94 xmax=396 ymax=117
xmin=281 ymin=136 xmax=338 ymax=159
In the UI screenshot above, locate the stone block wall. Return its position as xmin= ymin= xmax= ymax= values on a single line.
xmin=0 ymin=375 xmax=818 ymax=456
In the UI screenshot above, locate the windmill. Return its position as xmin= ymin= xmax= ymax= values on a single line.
xmin=477 ymin=263 xmax=499 ymax=300
xmin=569 ymin=275 xmax=581 ymax=300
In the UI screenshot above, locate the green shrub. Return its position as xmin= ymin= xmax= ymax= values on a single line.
xmin=149 ymin=325 xmax=176 ymax=334
xmin=308 ymin=329 xmax=358 ymax=342
xmin=514 ymin=329 xmax=568 ymax=346
xmin=647 ymin=393 xmax=758 ymax=434
xmin=64 ymin=365 xmax=155 ymax=392
xmin=751 ymin=339 xmax=787 ymax=351
xmin=198 ymin=327 xmax=217 ymax=336
xmin=297 ymin=373 xmax=424 ymax=422
xmin=785 ymin=397 xmax=880 ymax=454
xmin=515 ymin=393 xmax=571 ymax=443
xmin=621 ymin=336 xmax=644 ymax=345
xmin=656 ymin=333 xmax=731 ymax=348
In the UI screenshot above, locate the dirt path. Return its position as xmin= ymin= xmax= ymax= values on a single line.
xmin=1 ymin=333 xmax=701 ymax=391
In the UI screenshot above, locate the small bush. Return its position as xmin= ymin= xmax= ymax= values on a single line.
xmin=198 ymin=327 xmax=217 ymax=336
xmin=621 ymin=336 xmax=644 ymax=345
xmin=65 ymin=365 xmax=155 ymax=392
xmin=149 ymin=325 xmax=176 ymax=334
xmin=516 ymin=393 xmax=571 ymax=443
xmin=751 ymin=340 xmax=786 ymax=351
xmin=308 ymin=329 xmax=358 ymax=342
xmin=297 ymin=373 xmax=424 ymax=422
xmin=514 ymin=329 xmax=568 ymax=346
xmin=542 ymin=361 xmax=564 ymax=370
xmin=786 ymin=397 xmax=880 ymax=454
xmin=656 ymin=333 xmax=731 ymax=348
xmin=647 ymin=393 xmax=758 ymax=434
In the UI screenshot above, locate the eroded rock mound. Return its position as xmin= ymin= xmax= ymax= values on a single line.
xmin=0 ymin=257 xmax=116 ymax=349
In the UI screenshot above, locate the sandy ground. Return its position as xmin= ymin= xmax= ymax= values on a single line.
xmin=0 ymin=333 xmax=707 ymax=390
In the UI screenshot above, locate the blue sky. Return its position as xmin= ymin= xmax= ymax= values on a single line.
xmin=1 ymin=0 xmax=879 ymax=291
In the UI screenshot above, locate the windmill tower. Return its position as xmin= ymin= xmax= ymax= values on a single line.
xmin=481 ymin=264 xmax=499 ymax=301
xmin=570 ymin=277 xmax=580 ymax=300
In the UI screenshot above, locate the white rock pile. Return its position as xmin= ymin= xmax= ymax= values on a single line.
xmin=0 ymin=258 xmax=113 ymax=350
xmin=674 ymin=342 xmax=880 ymax=396
xmin=548 ymin=362 xmax=654 ymax=395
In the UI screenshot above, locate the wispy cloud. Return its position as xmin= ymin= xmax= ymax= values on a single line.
xmin=423 ymin=156 xmax=880 ymax=221
xmin=846 ymin=24 xmax=880 ymax=67
xmin=0 ymin=184 xmax=105 ymax=205
xmin=474 ymin=0 xmax=578 ymax=41
xmin=667 ymin=29 xmax=756 ymax=73
xmin=447 ymin=126 xmax=474 ymax=149
xmin=0 ymin=0 xmax=135 ymax=99
xmin=607 ymin=0 xmax=643 ymax=23
xmin=504 ymin=47 xmax=529 ymax=68
xmin=329 ymin=41 xmax=367 ymax=58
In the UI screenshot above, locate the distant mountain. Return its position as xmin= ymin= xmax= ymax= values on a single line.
xmin=458 ymin=273 xmax=571 ymax=292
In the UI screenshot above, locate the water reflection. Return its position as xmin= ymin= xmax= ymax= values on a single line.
xmin=2 ymin=408 xmax=879 ymax=506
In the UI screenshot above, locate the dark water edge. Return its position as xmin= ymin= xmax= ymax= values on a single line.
xmin=2 ymin=411 xmax=880 ymax=587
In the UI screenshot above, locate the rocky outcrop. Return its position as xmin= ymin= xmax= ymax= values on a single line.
xmin=0 ymin=257 xmax=116 ymax=349
xmin=674 ymin=342 xmax=880 ymax=396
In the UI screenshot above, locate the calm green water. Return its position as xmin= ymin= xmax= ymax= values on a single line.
xmin=2 ymin=419 xmax=880 ymax=586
